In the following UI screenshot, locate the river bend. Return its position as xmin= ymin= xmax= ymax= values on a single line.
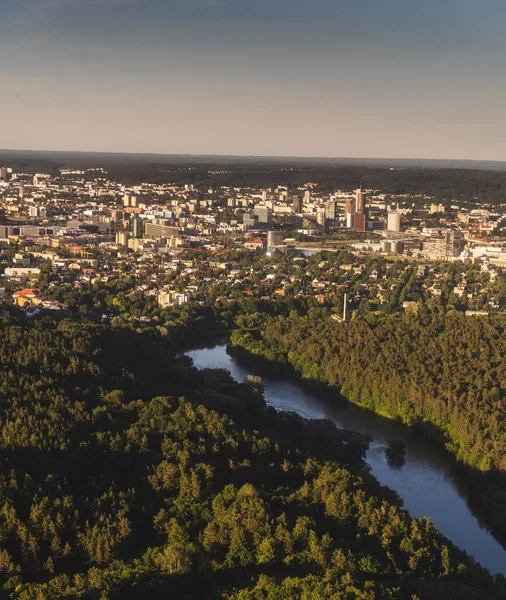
xmin=186 ymin=343 xmax=506 ymax=576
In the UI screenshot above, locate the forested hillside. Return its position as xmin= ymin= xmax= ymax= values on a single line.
xmin=0 ymin=318 xmax=502 ymax=598
xmin=230 ymin=308 xmax=506 ymax=540
xmin=105 ymin=164 xmax=506 ymax=201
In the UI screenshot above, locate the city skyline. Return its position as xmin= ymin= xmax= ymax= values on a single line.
xmin=2 ymin=0 xmax=506 ymax=159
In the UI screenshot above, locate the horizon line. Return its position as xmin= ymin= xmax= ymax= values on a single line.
xmin=1 ymin=147 xmax=506 ymax=165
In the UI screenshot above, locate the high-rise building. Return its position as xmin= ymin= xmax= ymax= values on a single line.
xmin=345 ymin=197 xmax=356 ymax=215
xmin=132 ymin=216 xmax=144 ymax=239
xmin=356 ymin=188 xmax=366 ymax=214
xmin=325 ymin=199 xmax=337 ymax=220
xmin=354 ymin=213 xmax=366 ymax=232
xmin=304 ymin=190 xmax=311 ymax=203
xmin=345 ymin=197 xmax=356 ymax=228
xmin=445 ymin=230 xmax=463 ymax=257
xmin=0 ymin=167 xmax=8 ymax=181
xmin=254 ymin=205 xmax=272 ymax=225
xmin=348 ymin=188 xmax=367 ymax=232
xmin=293 ymin=196 xmax=303 ymax=214
xmin=317 ymin=210 xmax=326 ymax=226
xmin=387 ymin=211 xmax=401 ymax=232
xmin=116 ymin=231 xmax=129 ymax=247
xmin=421 ymin=230 xmax=464 ymax=259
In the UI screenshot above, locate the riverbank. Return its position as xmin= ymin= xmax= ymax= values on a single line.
xmin=187 ymin=342 xmax=506 ymax=575
xmin=227 ymin=338 xmax=506 ymax=552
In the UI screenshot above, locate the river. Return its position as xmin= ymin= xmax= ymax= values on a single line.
xmin=186 ymin=343 xmax=506 ymax=576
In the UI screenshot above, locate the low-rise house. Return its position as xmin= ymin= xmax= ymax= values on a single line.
xmin=12 ymin=288 xmax=43 ymax=306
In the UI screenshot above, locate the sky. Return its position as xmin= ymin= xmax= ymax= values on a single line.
xmin=1 ymin=0 xmax=505 ymax=159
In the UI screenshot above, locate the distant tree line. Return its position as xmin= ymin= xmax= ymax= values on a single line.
xmin=3 ymin=152 xmax=506 ymax=202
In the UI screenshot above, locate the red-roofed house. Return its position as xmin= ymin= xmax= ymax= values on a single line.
xmin=244 ymin=238 xmax=265 ymax=250
xmin=12 ymin=288 xmax=43 ymax=307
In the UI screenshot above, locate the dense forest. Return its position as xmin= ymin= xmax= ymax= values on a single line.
xmin=0 ymin=317 xmax=503 ymax=598
xmin=103 ymin=164 xmax=506 ymax=202
xmin=229 ymin=307 xmax=506 ymax=542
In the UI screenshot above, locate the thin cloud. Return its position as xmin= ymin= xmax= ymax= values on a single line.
xmin=191 ymin=0 xmax=227 ymax=7
xmin=23 ymin=0 xmax=142 ymax=12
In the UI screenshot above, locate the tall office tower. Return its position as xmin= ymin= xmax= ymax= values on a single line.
xmin=353 ymin=188 xmax=367 ymax=231
xmin=115 ymin=231 xmax=129 ymax=247
xmin=0 ymin=167 xmax=7 ymax=181
xmin=254 ymin=205 xmax=272 ymax=224
xmin=445 ymin=230 xmax=464 ymax=257
xmin=355 ymin=187 xmax=366 ymax=214
xmin=130 ymin=196 xmax=138 ymax=208
xmin=293 ymin=195 xmax=303 ymax=213
xmin=345 ymin=197 xmax=356 ymax=216
xmin=387 ymin=211 xmax=401 ymax=232
xmin=353 ymin=213 xmax=366 ymax=232
xmin=304 ymin=190 xmax=311 ymax=203
xmin=345 ymin=197 xmax=356 ymax=228
xmin=325 ymin=199 xmax=337 ymax=220
xmin=123 ymin=194 xmax=131 ymax=207
xmin=132 ymin=216 xmax=144 ymax=239
xmin=316 ymin=210 xmax=326 ymax=226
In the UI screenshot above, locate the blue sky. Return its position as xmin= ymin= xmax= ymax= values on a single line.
xmin=1 ymin=0 xmax=505 ymax=158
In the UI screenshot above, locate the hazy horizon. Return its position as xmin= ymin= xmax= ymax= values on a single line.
xmin=4 ymin=147 xmax=506 ymax=163
xmin=3 ymin=147 xmax=506 ymax=170
xmin=2 ymin=1 xmax=505 ymax=160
